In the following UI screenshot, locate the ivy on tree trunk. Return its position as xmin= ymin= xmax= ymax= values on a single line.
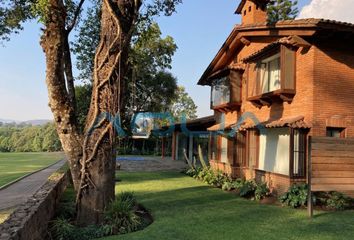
xmin=41 ymin=0 xmax=141 ymax=225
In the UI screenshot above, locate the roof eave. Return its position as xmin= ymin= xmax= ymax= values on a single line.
xmin=197 ymin=26 xmax=240 ymax=86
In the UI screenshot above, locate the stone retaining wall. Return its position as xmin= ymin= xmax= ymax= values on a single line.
xmin=0 ymin=170 xmax=69 ymax=240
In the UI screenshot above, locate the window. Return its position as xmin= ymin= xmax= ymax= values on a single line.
xmin=248 ymin=45 xmax=296 ymax=104
xmin=258 ymin=128 xmax=290 ymax=175
xmin=326 ymin=127 xmax=345 ymax=138
xmin=211 ymin=77 xmax=230 ymax=107
xmin=244 ymin=10 xmax=246 ymax=16
xmin=292 ymin=129 xmax=306 ymax=178
xmin=249 ymin=6 xmax=251 ymax=12
xmin=258 ymin=54 xmax=281 ymax=94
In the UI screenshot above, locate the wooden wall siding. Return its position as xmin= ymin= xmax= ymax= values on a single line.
xmin=229 ymin=70 xmax=242 ymax=103
xmin=281 ymin=45 xmax=296 ymax=91
xmin=310 ymin=137 xmax=354 ymax=192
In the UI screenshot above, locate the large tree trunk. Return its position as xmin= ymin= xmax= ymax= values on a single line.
xmin=75 ymin=0 xmax=141 ymax=225
xmin=41 ymin=0 xmax=141 ymax=226
xmin=40 ymin=0 xmax=82 ymax=191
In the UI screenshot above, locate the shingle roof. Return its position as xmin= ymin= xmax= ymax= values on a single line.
xmin=207 ymin=121 xmax=235 ymax=131
xmin=242 ymin=35 xmax=311 ymax=62
xmin=197 ymin=18 xmax=354 ymax=86
xmin=234 ymin=18 xmax=354 ymax=31
xmin=233 ymin=115 xmax=312 ymax=131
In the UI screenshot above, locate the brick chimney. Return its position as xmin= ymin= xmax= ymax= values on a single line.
xmin=235 ymin=0 xmax=269 ymax=25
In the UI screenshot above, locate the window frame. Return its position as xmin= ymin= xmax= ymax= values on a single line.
xmin=246 ymin=129 xmax=259 ymax=168
xmin=290 ymin=129 xmax=308 ymax=179
xmin=209 ymin=69 xmax=243 ymax=111
xmin=326 ymin=127 xmax=346 ymax=138
xmin=247 ymin=45 xmax=296 ymax=106
xmin=211 ymin=76 xmax=230 ymax=108
xmin=259 ymin=53 xmax=281 ymax=94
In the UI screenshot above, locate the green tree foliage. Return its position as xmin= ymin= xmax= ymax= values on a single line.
xmin=169 ymin=86 xmax=197 ymax=121
xmin=0 ymin=123 xmax=62 ymax=152
xmin=74 ymin=20 xmax=183 ymax=130
xmin=0 ymin=0 xmax=34 ymax=41
xmin=72 ymin=5 xmax=101 ymax=83
xmin=267 ymin=0 xmax=298 ymax=24
xmin=75 ymin=84 xmax=92 ymax=131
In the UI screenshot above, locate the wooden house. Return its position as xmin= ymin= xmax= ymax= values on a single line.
xmin=198 ymin=0 xmax=354 ymax=194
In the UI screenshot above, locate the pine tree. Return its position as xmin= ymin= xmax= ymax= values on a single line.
xmin=267 ymin=0 xmax=299 ymax=24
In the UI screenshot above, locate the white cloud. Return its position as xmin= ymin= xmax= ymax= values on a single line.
xmin=299 ymin=0 xmax=354 ymax=23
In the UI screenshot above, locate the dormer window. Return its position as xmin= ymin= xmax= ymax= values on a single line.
xmin=244 ymin=43 xmax=297 ymax=107
xmin=212 ymin=77 xmax=230 ymax=107
xmin=210 ymin=69 xmax=243 ymax=112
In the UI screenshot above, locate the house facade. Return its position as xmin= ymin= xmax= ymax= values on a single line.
xmin=198 ymin=0 xmax=354 ymax=194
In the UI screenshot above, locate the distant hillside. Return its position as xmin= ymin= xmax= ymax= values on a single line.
xmin=0 ymin=118 xmax=18 ymax=124
xmin=22 ymin=119 xmax=52 ymax=126
xmin=0 ymin=119 xmax=52 ymax=126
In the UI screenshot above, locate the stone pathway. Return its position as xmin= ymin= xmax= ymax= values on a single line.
xmin=0 ymin=160 xmax=66 ymax=211
xmin=117 ymin=156 xmax=187 ymax=172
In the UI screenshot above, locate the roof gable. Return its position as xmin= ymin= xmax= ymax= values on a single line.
xmin=197 ymin=18 xmax=354 ymax=86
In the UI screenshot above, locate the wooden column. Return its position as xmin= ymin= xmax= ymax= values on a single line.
xmin=307 ymin=136 xmax=313 ymax=218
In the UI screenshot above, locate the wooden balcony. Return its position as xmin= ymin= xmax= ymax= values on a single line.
xmin=212 ymin=101 xmax=241 ymax=113
xmin=247 ymin=89 xmax=295 ymax=108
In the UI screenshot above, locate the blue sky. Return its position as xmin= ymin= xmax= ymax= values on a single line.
xmin=0 ymin=0 xmax=342 ymax=121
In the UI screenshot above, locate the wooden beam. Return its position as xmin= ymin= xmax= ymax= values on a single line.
xmin=280 ymin=94 xmax=294 ymax=103
xmin=250 ymin=100 xmax=263 ymax=108
xmin=259 ymin=98 xmax=272 ymax=106
xmin=240 ymin=37 xmax=251 ymax=46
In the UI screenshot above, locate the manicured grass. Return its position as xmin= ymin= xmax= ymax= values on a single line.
xmin=101 ymin=171 xmax=354 ymax=240
xmin=0 ymin=152 xmax=64 ymax=187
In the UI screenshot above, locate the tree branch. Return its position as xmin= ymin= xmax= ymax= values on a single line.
xmin=63 ymin=34 xmax=77 ymax=114
xmin=66 ymin=0 xmax=86 ymax=34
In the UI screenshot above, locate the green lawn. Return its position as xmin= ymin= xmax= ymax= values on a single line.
xmin=101 ymin=171 xmax=354 ymax=240
xmin=0 ymin=152 xmax=64 ymax=187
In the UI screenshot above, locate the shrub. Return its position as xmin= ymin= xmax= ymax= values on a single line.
xmin=197 ymin=167 xmax=211 ymax=181
xmin=50 ymin=192 xmax=146 ymax=240
xmin=255 ymin=182 xmax=270 ymax=201
xmin=222 ymin=181 xmax=234 ymax=191
xmin=104 ymin=192 xmax=141 ymax=234
xmin=50 ymin=218 xmax=107 ymax=240
xmin=232 ymin=178 xmax=245 ymax=189
xmin=50 ymin=218 xmax=76 ymax=240
xmin=185 ymin=168 xmax=198 ymax=177
xmin=201 ymin=168 xmax=216 ymax=185
xmin=239 ymin=180 xmax=257 ymax=198
xmin=325 ymin=192 xmax=352 ymax=210
xmin=279 ymin=184 xmax=308 ymax=208
xmin=209 ymin=170 xmax=230 ymax=188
